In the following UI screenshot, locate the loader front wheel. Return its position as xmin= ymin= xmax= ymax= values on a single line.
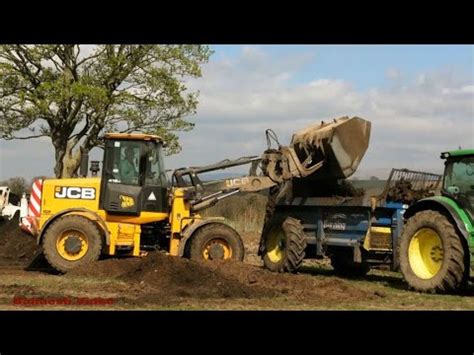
xmin=43 ymin=215 xmax=103 ymax=273
xmin=189 ymin=223 xmax=245 ymax=261
xmin=399 ymin=210 xmax=467 ymax=293
xmin=262 ymin=217 xmax=306 ymax=273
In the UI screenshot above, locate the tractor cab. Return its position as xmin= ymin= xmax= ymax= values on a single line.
xmin=99 ymin=133 xmax=169 ymax=215
xmin=441 ymin=150 xmax=474 ymax=219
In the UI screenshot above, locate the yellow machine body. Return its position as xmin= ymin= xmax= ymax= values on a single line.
xmin=37 ymin=177 xmax=194 ymax=257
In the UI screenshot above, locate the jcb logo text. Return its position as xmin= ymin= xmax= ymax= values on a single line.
xmin=55 ymin=187 xmax=96 ymax=200
xmin=225 ymin=177 xmax=250 ymax=188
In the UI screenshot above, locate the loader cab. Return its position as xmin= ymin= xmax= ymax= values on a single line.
xmin=99 ymin=133 xmax=169 ymax=215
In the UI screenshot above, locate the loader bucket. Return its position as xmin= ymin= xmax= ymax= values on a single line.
xmin=290 ymin=116 xmax=371 ymax=180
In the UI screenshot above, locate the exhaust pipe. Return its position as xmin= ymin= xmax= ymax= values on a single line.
xmin=79 ymin=152 xmax=89 ymax=178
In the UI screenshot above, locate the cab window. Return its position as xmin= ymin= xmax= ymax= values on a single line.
xmin=109 ymin=141 xmax=141 ymax=185
xmin=444 ymin=157 xmax=474 ymax=195
xmin=145 ymin=144 xmax=167 ymax=187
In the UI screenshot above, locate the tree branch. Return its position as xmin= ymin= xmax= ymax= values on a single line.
xmin=76 ymin=46 xmax=106 ymax=67
xmin=4 ymin=133 xmax=49 ymax=140
xmin=70 ymin=113 xmax=90 ymax=141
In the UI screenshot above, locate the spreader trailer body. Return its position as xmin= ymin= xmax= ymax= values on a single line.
xmin=260 ymin=168 xmax=442 ymax=276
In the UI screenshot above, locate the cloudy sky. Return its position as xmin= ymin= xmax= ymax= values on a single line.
xmin=0 ymin=45 xmax=473 ymax=181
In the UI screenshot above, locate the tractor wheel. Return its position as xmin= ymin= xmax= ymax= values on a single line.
xmin=330 ymin=252 xmax=370 ymax=277
xmin=399 ymin=210 xmax=467 ymax=293
xmin=42 ymin=215 xmax=103 ymax=273
xmin=262 ymin=217 xmax=306 ymax=273
xmin=189 ymin=223 xmax=245 ymax=261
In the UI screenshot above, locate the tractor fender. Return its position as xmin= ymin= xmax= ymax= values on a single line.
xmin=177 ymin=217 xmax=233 ymax=257
xmin=37 ymin=208 xmax=110 ymax=246
xmin=404 ymin=198 xmax=469 ymax=240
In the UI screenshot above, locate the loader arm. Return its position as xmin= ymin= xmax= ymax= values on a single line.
xmin=172 ymin=116 xmax=372 ymax=213
xmin=172 ymin=156 xmax=278 ymax=212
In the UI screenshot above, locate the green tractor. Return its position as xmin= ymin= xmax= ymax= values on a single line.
xmin=399 ymin=149 xmax=474 ymax=293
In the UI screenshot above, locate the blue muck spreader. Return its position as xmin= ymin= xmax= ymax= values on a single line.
xmin=257 ymin=117 xmax=442 ymax=276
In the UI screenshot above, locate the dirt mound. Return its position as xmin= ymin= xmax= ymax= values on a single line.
xmin=69 ymin=251 xmax=372 ymax=305
xmin=0 ymin=214 xmax=373 ymax=306
xmin=204 ymin=260 xmax=371 ymax=303
xmin=0 ymin=215 xmax=40 ymax=266
xmin=69 ymin=252 xmax=276 ymax=300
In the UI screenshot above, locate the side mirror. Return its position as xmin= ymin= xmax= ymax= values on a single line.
xmin=90 ymin=161 xmax=100 ymax=177
xmin=446 ymin=185 xmax=460 ymax=196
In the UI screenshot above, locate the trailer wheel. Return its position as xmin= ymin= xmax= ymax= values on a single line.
xmin=189 ymin=223 xmax=245 ymax=261
xmin=258 ymin=186 xmax=279 ymax=256
xmin=262 ymin=217 xmax=306 ymax=273
xmin=330 ymin=252 xmax=369 ymax=277
xmin=42 ymin=215 xmax=103 ymax=273
xmin=399 ymin=210 xmax=467 ymax=293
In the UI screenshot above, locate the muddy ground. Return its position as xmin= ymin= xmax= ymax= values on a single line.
xmin=0 ymin=217 xmax=473 ymax=310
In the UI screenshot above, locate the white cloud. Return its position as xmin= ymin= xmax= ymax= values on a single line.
xmin=176 ymin=49 xmax=474 ymax=179
xmin=241 ymin=45 xmax=267 ymax=62
xmin=442 ymin=85 xmax=474 ymax=95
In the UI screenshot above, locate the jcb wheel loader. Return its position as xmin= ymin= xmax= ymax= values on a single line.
xmin=20 ymin=133 xmax=275 ymax=272
xmin=20 ymin=133 xmax=268 ymax=272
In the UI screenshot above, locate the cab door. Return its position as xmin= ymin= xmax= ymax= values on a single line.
xmin=100 ymin=139 xmax=144 ymax=215
xmin=141 ymin=142 xmax=169 ymax=213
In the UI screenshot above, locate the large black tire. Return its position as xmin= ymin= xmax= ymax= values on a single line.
xmin=42 ymin=215 xmax=103 ymax=273
xmin=399 ymin=210 xmax=467 ymax=293
xmin=262 ymin=217 xmax=306 ymax=273
xmin=258 ymin=186 xmax=280 ymax=256
xmin=330 ymin=251 xmax=370 ymax=277
xmin=189 ymin=223 xmax=245 ymax=261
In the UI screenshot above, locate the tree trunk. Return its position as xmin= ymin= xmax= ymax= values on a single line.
xmin=53 ymin=139 xmax=84 ymax=178
xmin=53 ymin=141 xmax=66 ymax=178
xmin=62 ymin=144 xmax=83 ymax=178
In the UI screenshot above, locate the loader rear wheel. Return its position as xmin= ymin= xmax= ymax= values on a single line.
xmin=399 ymin=210 xmax=467 ymax=293
xmin=330 ymin=252 xmax=370 ymax=277
xmin=262 ymin=217 xmax=306 ymax=273
xmin=189 ymin=223 xmax=245 ymax=261
xmin=43 ymin=215 xmax=103 ymax=273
